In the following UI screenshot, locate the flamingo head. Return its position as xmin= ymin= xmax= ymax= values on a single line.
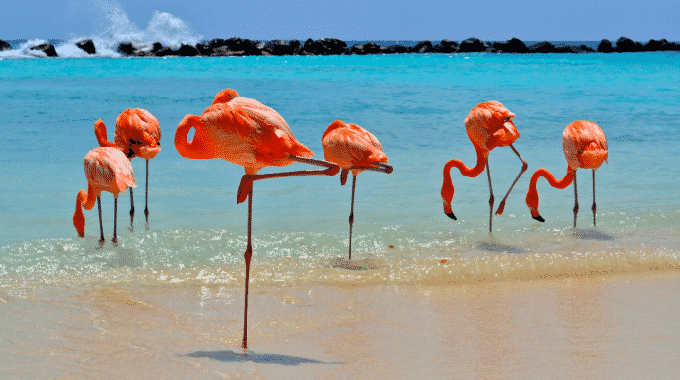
xmin=525 ymin=187 xmax=545 ymax=223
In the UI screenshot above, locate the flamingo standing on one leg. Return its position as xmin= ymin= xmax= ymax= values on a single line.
xmin=321 ymin=120 xmax=393 ymax=261
xmin=94 ymin=109 xmax=161 ymax=231
xmin=174 ymin=89 xmax=339 ymax=351
xmin=73 ymin=147 xmax=136 ymax=243
xmin=526 ymin=120 xmax=608 ymax=228
xmin=441 ymin=101 xmax=528 ymax=233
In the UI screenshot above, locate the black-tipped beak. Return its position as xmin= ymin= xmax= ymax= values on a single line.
xmin=532 ymin=215 xmax=545 ymax=223
xmin=446 ymin=212 xmax=457 ymax=220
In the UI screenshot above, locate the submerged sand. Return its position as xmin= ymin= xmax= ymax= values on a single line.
xmin=1 ymin=271 xmax=679 ymax=379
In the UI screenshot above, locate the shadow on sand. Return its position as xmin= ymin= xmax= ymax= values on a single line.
xmin=475 ymin=241 xmax=529 ymax=254
xmin=572 ymin=228 xmax=615 ymax=241
xmin=183 ymin=350 xmax=343 ymax=365
xmin=330 ymin=258 xmax=384 ymax=271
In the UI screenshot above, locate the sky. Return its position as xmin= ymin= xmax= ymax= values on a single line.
xmin=1 ymin=0 xmax=679 ymax=41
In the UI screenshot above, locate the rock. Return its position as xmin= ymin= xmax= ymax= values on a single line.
xmin=0 ymin=39 xmax=11 ymax=51
xmin=116 ymin=42 xmax=136 ymax=56
xmin=75 ymin=39 xmax=96 ymax=54
xmin=528 ymin=41 xmax=557 ymax=53
xmin=264 ymin=40 xmax=301 ymax=55
xmin=572 ymin=44 xmax=595 ymax=53
xmin=597 ymin=39 xmax=614 ymax=53
xmin=458 ymin=37 xmax=486 ymax=53
xmin=30 ymin=43 xmax=58 ymax=57
xmin=319 ymin=38 xmax=347 ymax=55
xmin=644 ymin=38 xmax=679 ymax=51
xmin=349 ymin=42 xmax=381 ymax=55
xmin=177 ymin=44 xmax=199 ymax=56
xmin=434 ymin=39 xmax=459 ymax=53
xmin=385 ymin=44 xmax=408 ymax=54
xmin=615 ymin=37 xmax=643 ymax=52
xmin=493 ymin=38 xmax=528 ymax=53
xmin=410 ymin=41 xmax=434 ymax=53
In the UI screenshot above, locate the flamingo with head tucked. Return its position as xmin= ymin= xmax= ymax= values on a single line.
xmin=73 ymin=147 xmax=136 ymax=243
xmin=94 ymin=109 xmax=161 ymax=230
xmin=321 ymin=120 xmax=393 ymax=261
xmin=174 ymin=88 xmax=339 ymax=350
xmin=441 ymin=101 xmax=528 ymax=233
xmin=526 ymin=120 xmax=608 ymax=228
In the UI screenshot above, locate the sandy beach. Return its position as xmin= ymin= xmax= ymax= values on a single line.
xmin=2 ymin=271 xmax=679 ymax=379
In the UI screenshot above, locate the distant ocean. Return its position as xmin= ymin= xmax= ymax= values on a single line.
xmin=1 ymin=10 xmax=680 ymax=379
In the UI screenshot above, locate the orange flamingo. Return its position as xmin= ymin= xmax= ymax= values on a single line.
xmin=526 ymin=120 xmax=608 ymax=228
xmin=441 ymin=101 xmax=528 ymax=233
xmin=94 ymin=109 xmax=161 ymax=230
xmin=322 ymin=120 xmax=393 ymax=260
xmin=73 ymin=147 xmax=136 ymax=243
xmin=174 ymin=89 xmax=339 ymax=350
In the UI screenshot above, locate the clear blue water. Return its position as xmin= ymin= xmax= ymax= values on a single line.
xmin=1 ymin=53 xmax=679 ymax=288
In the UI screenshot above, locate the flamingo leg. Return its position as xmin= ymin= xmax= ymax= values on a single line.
xmin=97 ymin=196 xmax=104 ymax=243
xmin=144 ymin=159 xmax=150 ymax=230
xmin=242 ymin=185 xmax=253 ymax=351
xmin=348 ymin=174 xmax=357 ymax=260
xmin=113 ymin=196 xmax=118 ymax=244
xmin=129 ymin=188 xmax=135 ymax=232
xmin=486 ymin=159 xmax=494 ymax=234
xmin=237 ymin=155 xmax=339 ymax=204
xmin=592 ymin=170 xmax=597 ymax=226
xmin=573 ymin=171 xmax=579 ymax=229
xmin=495 ymin=144 xmax=528 ymax=215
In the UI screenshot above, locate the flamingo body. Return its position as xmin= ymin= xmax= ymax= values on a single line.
xmin=175 ymin=89 xmax=313 ymax=175
xmin=526 ymin=120 xmax=608 ymax=226
xmin=73 ymin=147 xmax=135 ymax=238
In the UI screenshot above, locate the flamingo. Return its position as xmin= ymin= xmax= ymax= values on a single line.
xmin=94 ymin=109 xmax=161 ymax=230
xmin=73 ymin=147 xmax=136 ymax=243
xmin=321 ymin=120 xmax=393 ymax=261
xmin=526 ymin=120 xmax=608 ymax=228
xmin=174 ymin=88 xmax=339 ymax=350
xmin=441 ymin=101 xmax=528 ymax=233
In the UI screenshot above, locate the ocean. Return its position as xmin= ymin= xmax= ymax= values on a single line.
xmin=1 ymin=34 xmax=680 ymax=378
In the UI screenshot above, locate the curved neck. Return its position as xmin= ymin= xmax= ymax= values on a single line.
xmin=94 ymin=120 xmax=118 ymax=148
xmin=526 ymin=167 xmax=574 ymax=215
xmin=73 ymin=185 xmax=97 ymax=237
xmin=174 ymin=115 xmax=215 ymax=159
xmin=441 ymin=145 xmax=487 ymax=203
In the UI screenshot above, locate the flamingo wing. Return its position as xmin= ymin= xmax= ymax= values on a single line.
xmin=114 ymin=109 xmax=162 ymax=159
xmin=322 ymin=121 xmax=388 ymax=168
xmin=84 ymin=147 xmax=136 ymax=196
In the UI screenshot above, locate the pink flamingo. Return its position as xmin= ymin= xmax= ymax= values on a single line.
xmin=73 ymin=147 xmax=136 ymax=243
xmin=526 ymin=120 xmax=608 ymax=228
xmin=174 ymin=89 xmax=339 ymax=350
xmin=321 ymin=120 xmax=393 ymax=260
xmin=441 ymin=101 xmax=528 ymax=233
xmin=94 ymin=109 xmax=161 ymax=229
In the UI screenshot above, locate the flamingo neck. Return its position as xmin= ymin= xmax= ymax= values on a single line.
xmin=94 ymin=120 xmax=118 ymax=149
xmin=525 ymin=167 xmax=574 ymax=217
xmin=174 ymin=115 xmax=215 ymax=159
xmin=73 ymin=185 xmax=97 ymax=237
xmin=441 ymin=145 xmax=487 ymax=205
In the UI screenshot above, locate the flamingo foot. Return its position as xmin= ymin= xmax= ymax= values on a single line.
xmin=237 ymin=176 xmax=254 ymax=204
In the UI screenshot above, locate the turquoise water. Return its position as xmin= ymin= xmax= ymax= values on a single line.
xmin=1 ymin=53 xmax=680 ymax=288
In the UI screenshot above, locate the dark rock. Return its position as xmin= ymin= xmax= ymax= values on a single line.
xmin=116 ymin=42 xmax=136 ymax=56
xmin=409 ymin=41 xmax=434 ymax=53
xmin=303 ymin=38 xmax=347 ymax=55
xmin=572 ymin=44 xmax=595 ymax=53
xmin=615 ymin=37 xmax=643 ymax=52
xmin=554 ymin=45 xmax=577 ymax=53
xmin=177 ymin=44 xmax=199 ymax=56
xmin=264 ymin=40 xmax=301 ymax=55
xmin=349 ymin=42 xmax=381 ymax=55
xmin=644 ymin=38 xmax=680 ymax=51
xmin=0 ymin=39 xmax=11 ymax=51
xmin=133 ymin=50 xmax=154 ymax=57
xmin=434 ymin=39 xmax=459 ymax=53
xmin=30 ymin=43 xmax=58 ymax=57
xmin=385 ymin=44 xmax=408 ymax=54
xmin=212 ymin=46 xmax=247 ymax=56
xmin=458 ymin=37 xmax=486 ymax=53
xmin=76 ymin=39 xmax=96 ymax=54
xmin=528 ymin=41 xmax=557 ymax=53
xmin=597 ymin=39 xmax=614 ymax=53
xmin=493 ymin=38 xmax=528 ymax=53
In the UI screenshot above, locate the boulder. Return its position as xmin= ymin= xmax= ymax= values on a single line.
xmin=434 ymin=39 xmax=459 ymax=53
xmin=116 ymin=42 xmax=136 ymax=56
xmin=349 ymin=42 xmax=381 ymax=55
xmin=493 ymin=38 xmax=528 ymax=53
xmin=76 ymin=39 xmax=96 ymax=54
xmin=410 ymin=41 xmax=434 ymax=53
xmin=30 ymin=43 xmax=58 ymax=57
xmin=176 ymin=44 xmax=199 ymax=56
xmin=597 ymin=39 xmax=614 ymax=53
xmin=264 ymin=40 xmax=302 ymax=55
xmin=0 ymin=39 xmax=11 ymax=51
xmin=458 ymin=37 xmax=486 ymax=52
xmin=385 ymin=44 xmax=408 ymax=54
xmin=615 ymin=37 xmax=643 ymax=52
xmin=528 ymin=41 xmax=557 ymax=53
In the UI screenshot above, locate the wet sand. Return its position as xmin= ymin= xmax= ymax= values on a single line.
xmin=2 ymin=271 xmax=679 ymax=379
